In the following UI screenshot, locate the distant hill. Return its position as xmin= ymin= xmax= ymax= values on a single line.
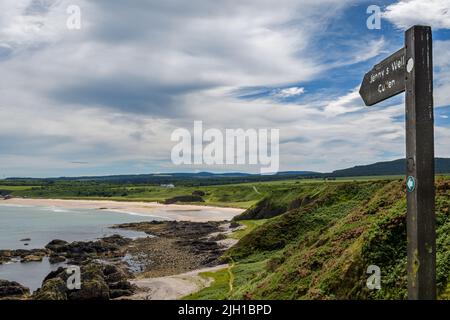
xmin=5 ymin=171 xmax=321 ymax=186
xmin=329 ymin=158 xmax=450 ymax=177
xmin=4 ymin=158 xmax=449 ymax=183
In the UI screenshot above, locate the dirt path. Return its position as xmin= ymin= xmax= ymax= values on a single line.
xmin=126 ymin=264 xmax=228 ymax=300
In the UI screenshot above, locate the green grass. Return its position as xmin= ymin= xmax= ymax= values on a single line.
xmin=229 ymin=220 xmax=269 ymax=240
xmin=8 ymin=181 xmax=275 ymax=209
xmin=185 ymin=177 xmax=450 ymax=300
xmin=5 ymin=176 xmax=404 ymax=210
xmin=183 ymin=268 xmax=231 ymax=300
xmin=0 ymin=185 xmax=38 ymax=191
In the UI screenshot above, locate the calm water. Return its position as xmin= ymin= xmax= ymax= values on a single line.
xmin=0 ymin=204 xmax=166 ymax=291
xmin=0 ymin=257 xmax=66 ymax=292
xmin=0 ymin=204 xmax=165 ymax=249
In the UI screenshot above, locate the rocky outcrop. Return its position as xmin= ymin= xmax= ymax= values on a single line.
xmin=0 ymin=250 xmax=12 ymax=264
xmin=44 ymin=235 xmax=131 ymax=263
xmin=21 ymin=254 xmax=44 ymax=263
xmin=33 ymin=278 xmax=68 ymax=300
xmin=113 ymin=221 xmax=228 ymax=276
xmin=48 ymin=254 xmax=66 ymax=264
xmin=0 ymin=280 xmax=30 ymax=300
xmin=114 ymin=220 xmax=222 ymax=239
xmin=45 ymin=239 xmax=69 ymax=253
xmin=33 ymin=263 xmax=135 ymax=300
xmin=0 ymin=248 xmax=48 ymax=265
xmin=1 ymin=235 xmax=129 ymax=266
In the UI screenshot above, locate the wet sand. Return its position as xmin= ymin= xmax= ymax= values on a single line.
xmin=0 ymin=198 xmax=244 ymax=222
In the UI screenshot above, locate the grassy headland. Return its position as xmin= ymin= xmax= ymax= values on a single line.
xmin=188 ymin=177 xmax=450 ymax=300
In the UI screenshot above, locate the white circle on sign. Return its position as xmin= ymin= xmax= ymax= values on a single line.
xmin=407 ymin=58 xmax=414 ymax=73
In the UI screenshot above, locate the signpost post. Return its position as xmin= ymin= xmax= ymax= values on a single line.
xmin=359 ymin=25 xmax=435 ymax=300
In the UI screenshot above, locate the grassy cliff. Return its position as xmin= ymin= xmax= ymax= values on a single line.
xmin=188 ymin=177 xmax=450 ymax=300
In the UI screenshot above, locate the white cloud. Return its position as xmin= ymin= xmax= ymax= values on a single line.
xmin=328 ymin=38 xmax=388 ymax=69
xmin=1 ymin=0 xmax=449 ymax=177
xmin=383 ymin=0 xmax=450 ymax=30
xmin=274 ymin=87 xmax=305 ymax=98
xmin=0 ymin=0 xmax=74 ymax=50
xmin=435 ymin=40 xmax=450 ymax=108
xmin=323 ymin=88 xmax=364 ymax=116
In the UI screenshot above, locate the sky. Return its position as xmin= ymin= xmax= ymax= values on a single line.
xmin=0 ymin=0 xmax=450 ymax=178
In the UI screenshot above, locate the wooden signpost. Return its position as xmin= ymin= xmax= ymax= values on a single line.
xmin=360 ymin=25 xmax=435 ymax=300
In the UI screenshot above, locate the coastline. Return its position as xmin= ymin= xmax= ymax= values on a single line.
xmin=0 ymin=198 xmax=244 ymax=222
xmin=0 ymin=219 xmax=239 ymax=300
xmin=0 ymin=199 xmax=244 ymax=299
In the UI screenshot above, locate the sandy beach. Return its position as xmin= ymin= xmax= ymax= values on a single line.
xmin=127 ymin=264 xmax=228 ymax=300
xmin=0 ymin=198 xmax=244 ymax=222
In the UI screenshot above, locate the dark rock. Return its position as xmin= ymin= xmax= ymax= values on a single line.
xmin=105 ymin=271 xmax=126 ymax=283
xmin=0 ymin=250 xmax=12 ymax=264
xmin=110 ymin=289 xmax=133 ymax=299
xmin=103 ymin=264 xmax=119 ymax=276
xmin=68 ymin=277 xmax=110 ymax=300
xmin=108 ymin=280 xmax=134 ymax=291
xmin=33 ymin=278 xmax=67 ymax=300
xmin=12 ymin=249 xmax=31 ymax=257
xmin=42 ymin=267 xmax=66 ymax=284
xmin=2 ymin=249 xmax=47 ymax=264
xmin=113 ymin=221 xmax=222 ymax=239
xmin=36 ymin=262 xmax=134 ymax=300
xmin=102 ymin=234 xmax=132 ymax=247
xmin=45 ymin=239 xmax=69 ymax=253
xmin=0 ymin=280 xmax=30 ymax=299
xmin=229 ymin=221 xmax=240 ymax=229
xmin=0 ymin=250 xmax=12 ymax=258
xmin=20 ymin=238 xmax=31 ymax=242
xmin=49 ymin=254 xmax=66 ymax=264
xmin=102 ymin=264 xmax=128 ymax=283
xmin=21 ymin=254 xmax=43 ymax=263
xmin=45 ymin=235 xmax=130 ymax=262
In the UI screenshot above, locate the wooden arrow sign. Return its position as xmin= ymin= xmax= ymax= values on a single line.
xmin=359 ymin=48 xmax=406 ymax=106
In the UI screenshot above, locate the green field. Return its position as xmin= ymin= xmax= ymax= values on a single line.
xmin=0 ymin=185 xmax=38 ymax=191
xmin=0 ymin=175 xmax=405 ymax=209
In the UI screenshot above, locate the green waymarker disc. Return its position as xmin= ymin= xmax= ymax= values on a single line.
xmin=406 ymin=176 xmax=416 ymax=192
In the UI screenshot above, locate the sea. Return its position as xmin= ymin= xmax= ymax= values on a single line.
xmin=0 ymin=204 xmax=165 ymax=292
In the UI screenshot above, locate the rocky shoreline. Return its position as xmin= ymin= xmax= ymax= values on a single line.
xmin=0 ymin=220 xmax=238 ymax=300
